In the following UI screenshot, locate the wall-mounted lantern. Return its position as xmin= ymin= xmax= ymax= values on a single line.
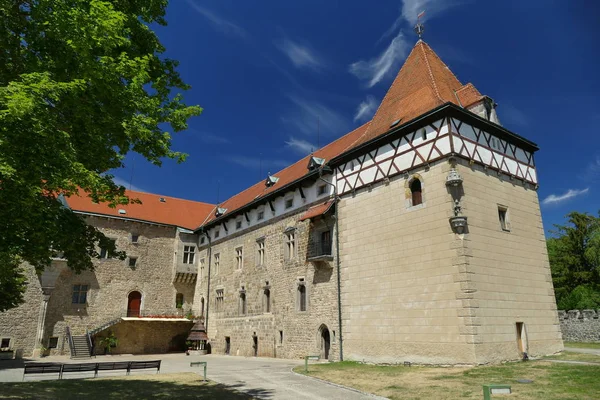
xmin=445 ymin=168 xmax=463 ymax=187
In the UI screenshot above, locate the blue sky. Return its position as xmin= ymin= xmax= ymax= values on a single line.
xmin=113 ymin=0 xmax=600 ymax=234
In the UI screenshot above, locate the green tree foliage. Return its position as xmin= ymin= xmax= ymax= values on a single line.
xmin=0 ymin=1 xmax=201 ymax=311
xmin=548 ymin=212 xmax=600 ymax=310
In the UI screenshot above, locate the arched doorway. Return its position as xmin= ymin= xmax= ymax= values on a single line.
xmin=319 ymin=325 xmax=330 ymax=360
xmin=127 ymin=291 xmax=142 ymax=317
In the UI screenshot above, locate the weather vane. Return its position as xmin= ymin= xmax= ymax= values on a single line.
xmin=414 ymin=10 xmax=425 ymax=39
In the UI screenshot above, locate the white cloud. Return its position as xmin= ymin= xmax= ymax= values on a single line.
xmin=349 ymin=31 xmax=410 ymax=88
xmin=185 ymin=0 xmax=247 ymax=38
xmin=285 ymin=137 xmax=316 ymax=155
xmin=284 ymin=95 xmax=349 ymax=137
xmin=277 ymin=39 xmax=324 ymax=71
xmin=542 ymin=188 xmax=589 ymax=205
xmin=224 ymin=155 xmax=289 ymax=170
xmin=354 ymin=96 xmax=379 ymax=122
xmin=112 ymin=176 xmax=147 ymax=193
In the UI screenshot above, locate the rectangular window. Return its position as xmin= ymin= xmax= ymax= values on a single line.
xmin=199 ymin=258 xmax=205 ymax=281
xmin=72 ymin=284 xmax=88 ymax=304
xmin=200 ymin=236 xmax=206 ymax=245
xmin=285 ymin=230 xmax=296 ymax=261
xmin=128 ymin=257 xmax=137 ymax=268
xmin=256 ymin=240 xmax=265 ymax=266
xmin=214 ymin=253 xmax=220 ymax=275
xmin=279 ymin=331 xmax=283 ymax=344
xmin=48 ymin=337 xmax=59 ymax=349
xmin=216 ymin=289 xmax=224 ymax=312
xmin=285 ymin=198 xmax=294 ymax=209
xmin=0 ymin=338 xmax=10 ymax=349
xmin=236 ymin=220 xmax=242 ymax=230
xmin=257 ymin=210 xmax=265 ymax=221
xmin=297 ymin=280 xmax=306 ymax=312
xmin=214 ymin=230 xmax=220 ymax=239
xmin=317 ymin=185 xmax=327 ymax=196
xmin=235 ymin=247 xmax=243 ymax=270
xmin=498 ymin=206 xmax=509 ymax=231
xmin=239 ymin=291 xmax=246 ymax=315
xmin=131 ymin=234 xmax=139 ymax=244
xmin=183 ymin=245 xmax=195 ymax=264
xmin=264 ymin=288 xmax=271 ymax=313
xmin=99 ymin=239 xmax=116 ymax=259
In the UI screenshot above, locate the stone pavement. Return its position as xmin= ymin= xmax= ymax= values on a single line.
xmin=0 ymin=353 xmax=381 ymax=400
xmin=564 ymin=347 xmax=600 ymax=356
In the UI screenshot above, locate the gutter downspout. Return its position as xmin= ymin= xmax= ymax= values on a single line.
xmin=202 ymin=231 xmax=212 ymax=336
xmin=318 ymin=169 xmax=343 ymax=361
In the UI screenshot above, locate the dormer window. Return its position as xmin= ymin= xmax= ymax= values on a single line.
xmin=307 ymin=156 xmax=325 ymax=171
xmin=265 ymin=175 xmax=279 ymax=188
xmin=215 ymin=207 xmax=227 ymax=217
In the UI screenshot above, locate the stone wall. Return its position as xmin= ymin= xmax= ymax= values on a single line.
xmin=558 ymin=310 xmax=600 ymax=342
xmin=93 ymin=320 xmax=194 ymax=355
xmin=459 ymin=160 xmax=563 ymax=363
xmin=0 ymin=264 xmax=44 ymax=358
xmin=197 ymin=202 xmax=340 ymax=361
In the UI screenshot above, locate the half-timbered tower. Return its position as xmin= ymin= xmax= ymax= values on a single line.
xmin=193 ymin=38 xmax=562 ymax=364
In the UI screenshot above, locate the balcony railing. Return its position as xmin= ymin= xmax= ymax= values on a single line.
xmin=308 ymin=239 xmax=333 ymax=261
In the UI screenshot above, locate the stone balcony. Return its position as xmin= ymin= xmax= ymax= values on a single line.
xmin=174 ymin=264 xmax=197 ymax=284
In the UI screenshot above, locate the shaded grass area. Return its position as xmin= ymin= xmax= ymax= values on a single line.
xmin=543 ymin=351 xmax=600 ymax=364
xmin=1 ymin=373 xmax=259 ymax=399
xmin=564 ymin=342 xmax=600 ymax=350
xmin=296 ymin=360 xmax=600 ymax=400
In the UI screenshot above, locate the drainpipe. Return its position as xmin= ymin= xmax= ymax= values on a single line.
xmin=201 ymin=231 xmax=212 ymax=334
xmin=318 ymin=168 xmax=343 ymax=361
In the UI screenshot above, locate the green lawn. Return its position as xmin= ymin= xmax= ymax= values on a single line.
xmin=2 ymin=373 xmax=256 ymax=399
xmin=564 ymin=342 xmax=600 ymax=350
xmin=295 ymin=360 xmax=600 ymax=400
xmin=544 ymin=351 xmax=600 ymax=364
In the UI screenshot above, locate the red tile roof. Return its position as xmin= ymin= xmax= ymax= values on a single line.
xmin=349 ymin=40 xmax=484 ymax=148
xmin=66 ymin=189 xmax=215 ymax=230
xmin=202 ymin=122 xmax=371 ymax=225
xmin=299 ymin=200 xmax=334 ymax=222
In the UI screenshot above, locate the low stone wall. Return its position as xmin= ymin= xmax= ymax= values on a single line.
xmin=93 ymin=320 xmax=193 ymax=355
xmin=558 ymin=310 xmax=600 ymax=343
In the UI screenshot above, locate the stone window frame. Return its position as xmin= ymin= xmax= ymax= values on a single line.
xmin=284 ymin=228 xmax=297 ymax=261
xmin=175 ymin=293 xmax=184 ymax=309
xmin=130 ymin=233 xmax=139 ymax=244
xmin=263 ymin=281 xmax=271 ymax=313
xmin=256 ymin=237 xmax=266 ymax=267
xmin=235 ymin=246 xmax=243 ymax=270
xmin=213 ymin=253 xmax=220 ymax=276
xmin=199 ymin=258 xmax=205 ymax=281
xmin=238 ymin=286 xmax=247 ymax=316
xmin=183 ymin=245 xmax=196 ymax=265
xmin=498 ymin=204 xmax=511 ymax=232
xmin=296 ymin=277 xmax=308 ymax=312
xmin=0 ymin=337 xmax=11 ymax=350
xmin=284 ymin=196 xmax=294 ymax=210
xmin=405 ymin=173 xmax=426 ymax=210
xmin=71 ymin=284 xmax=88 ymax=305
xmin=99 ymin=238 xmax=117 ymax=259
xmin=215 ymin=288 xmax=224 ymax=313
xmin=127 ymin=255 xmax=138 ymax=268
xmin=317 ymin=184 xmax=328 ymax=196
xmin=257 ymin=205 xmax=265 ymax=221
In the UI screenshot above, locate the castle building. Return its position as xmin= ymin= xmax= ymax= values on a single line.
xmin=0 ymin=38 xmax=563 ymax=364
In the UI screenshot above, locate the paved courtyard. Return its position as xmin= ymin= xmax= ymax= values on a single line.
xmin=0 ymin=353 xmax=379 ymax=400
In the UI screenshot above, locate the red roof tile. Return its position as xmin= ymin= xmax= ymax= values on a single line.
xmin=202 ymin=122 xmax=370 ymax=225
xmin=455 ymin=83 xmax=483 ymax=108
xmin=349 ymin=40 xmax=483 ymax=148
xmin=66 ymin=189 xmax=215 ymax=230
xmin=299 ymin=200 xmax=334 ymax=222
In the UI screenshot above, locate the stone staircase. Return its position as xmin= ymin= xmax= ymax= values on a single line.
xmin=70 ymin=334 xmax=92 ymax=358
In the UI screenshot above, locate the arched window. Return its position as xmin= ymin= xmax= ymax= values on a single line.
xmin=175 ymin=293 xmax=184 ymax=309
xmin=263 ymin=288 xmax=271 ymax=313
xmin=239 ymin=291 xmax=246 ymax=315
xmin=410 ymin=179 xmax=422 ymax=206
xmin=297 ymin=284 xmax=306 ymax=312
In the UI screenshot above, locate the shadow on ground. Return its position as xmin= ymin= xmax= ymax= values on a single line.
xmin=2 ymin=373 xmax=274 ymax=399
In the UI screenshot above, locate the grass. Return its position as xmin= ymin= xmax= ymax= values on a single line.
xmin=543 ymin=351 xmax=600 ymax=364
xmin=564 ymin=342 xmax=600 ymax=350
xmin=1 ymin=373 xmax=257 ymax=399
xmin=295 ymin=360 xmax=600 ymax=400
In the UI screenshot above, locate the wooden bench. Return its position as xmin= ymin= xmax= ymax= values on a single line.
xmin=23 ymin=363 xmax=63 ymax=381
xmin=60 ymin=363 xmax=97 ymax=379
xmin=95 ymin=361 xmax=131 ymax=377
xmin=127 ymin=360 xmax=161 ymax=375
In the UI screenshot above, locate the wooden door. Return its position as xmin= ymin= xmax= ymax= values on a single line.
xmin=127 ymin=291 xmax=142 ymax=317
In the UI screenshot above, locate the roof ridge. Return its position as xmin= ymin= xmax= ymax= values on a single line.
xmin=124 ymin=189 xmax=216 ymax=207
xmin=418 ymin=41 xmax=443 ymax=103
